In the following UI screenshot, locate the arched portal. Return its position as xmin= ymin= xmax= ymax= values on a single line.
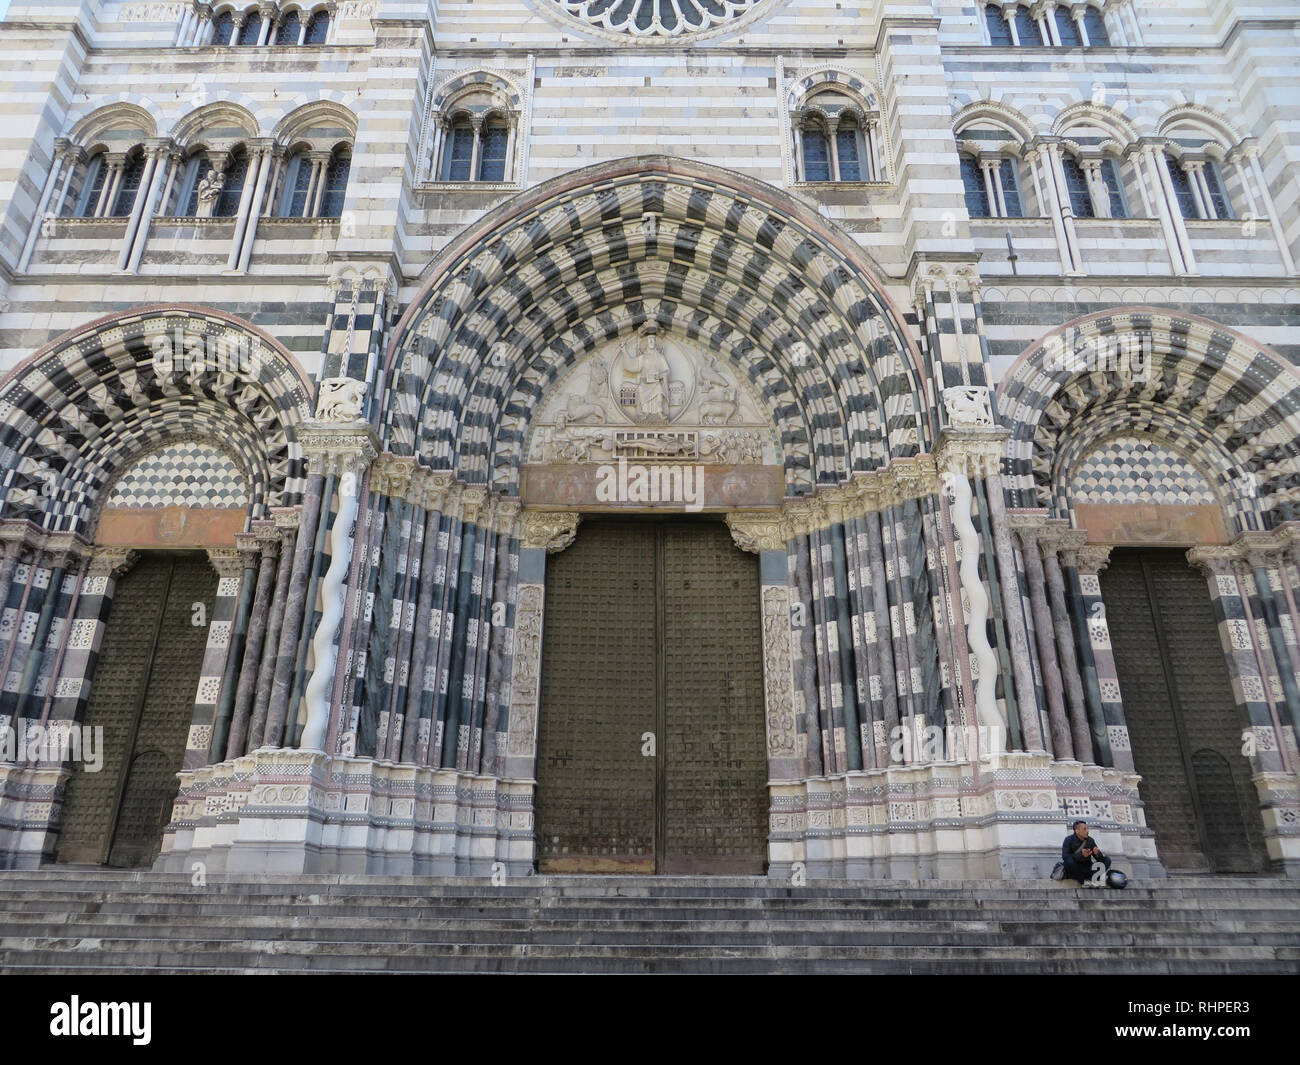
xmin=0 ymin=306 xmax=312 ymax=868
xmin=368 ymin=157 xmax=963 ymax=876
xmin=998 ymin=308 xmax=1300 ymax=874
xmin=383 ymin=155 xmax=930 ymax=494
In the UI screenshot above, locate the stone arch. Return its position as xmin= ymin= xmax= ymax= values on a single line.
xmin=66 ymin=102 xmax=158 ymax=149
xmin=997 ymin=308 xmax=1300 ymax=535
xmin=1052 ymin=101 xmax=1140 ymax=146
xmin=168 ymin=101 xmax=262 ymax=149
xmin=431 ymin=69 xmax=524 ymax=116
xmin=273 ymin=99 xmax=358 ymax=148
xmin=1157 ymin=103 xmax=1245 ymax=152
xmin=951 ymin=100 xmax=1038 ymax=145
xmin=383 ymin=156 xmax=928 ymax=493
xmin=786 ymin=67 xmax=880 ymax=116
xmin=0 ymin=306 xmax=313 ymax=538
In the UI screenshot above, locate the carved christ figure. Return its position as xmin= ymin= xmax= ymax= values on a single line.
xmin=621 ymin=325 xmax=672 ymax=422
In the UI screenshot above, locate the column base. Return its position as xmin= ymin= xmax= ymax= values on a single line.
xmin=766 ymin=752 xmax=1165 ymax=881
xmin=0 ymin=763 xmax=71 ymax=870
xmin=156 ymin=748 xmax=535 ymax=877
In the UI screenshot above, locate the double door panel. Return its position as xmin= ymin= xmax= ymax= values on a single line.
xmin=1101 ymin=548 xmax=1268 ymax=873
xmin=535 ymin=519 xmax=768 ymax=874
xmin=56 ymin=553 xmax=215 ymax=867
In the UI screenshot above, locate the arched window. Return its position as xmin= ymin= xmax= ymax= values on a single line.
xmin=1202 ymin=161 xmax=1232 ymax=220
xmin=176 ymin=153 xmax=209 ymax=216
xmin=1013 ymin=6 xmax=1041 ymax=45
xmin=478 ymin=117 xmax=509 ymax=181
xmin=1100 ymin=158 xmax=1128 ymax=218
xmin=111 ymin=150 xmax=147 ymax=217
xmin=961 ymin=155 xmax=991 ymax=217
xmin=985 ymin=4 xmax=1012 ymax=45
xmin=800 ymin=121 xmax=831 ymax=182
xmin=1082 ymin=7 xmax=1109 ymax=45
xmin=1054 ymin=6 xmax=1081 ymax=45
xmin=71 ymin=154 xmax=108 ymax=217
xmin=999 ymin=158 xmax=1024 ymax=216
xmin=275 ymin=11 xmax=302 ymax=45
xmin=441 ymin=118 xmax=475 ymax=181
xmin=320 ymin=150 xmax=350 ymax=216
xmin=1166 ymin=156 xmax=1200 ymax=219
xmin=237 ymin=11 xmax=263 ymax=45
xmin=278 ymin=151 xmax=315 ymax=216
xmin=304 ymin=9 xmax=330 ymax=44
xmin=215 ymin=150 xmax=248 ymax=217
xmin=1062 ymin=155 xmax=1095 ymax=218
xmin=835 ymin=116 xmax=864 ymax=181
xmin=211 ymin=11 xmax=235 ymax=45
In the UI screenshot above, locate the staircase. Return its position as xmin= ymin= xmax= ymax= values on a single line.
xmin=1 ymin=870 xmax=1298 ymax=974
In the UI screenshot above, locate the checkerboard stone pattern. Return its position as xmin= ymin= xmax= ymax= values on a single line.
xmin=1071 ymin=436 xmax=1217 ymax=506
xmin=105 ymin=442 xmax=250 ymax=510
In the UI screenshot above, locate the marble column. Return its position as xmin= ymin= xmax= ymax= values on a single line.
xmin=221 ymin=522 xmax=280 ymax=759
xmin=1012 ymin=516 xmax=1074 ymax=760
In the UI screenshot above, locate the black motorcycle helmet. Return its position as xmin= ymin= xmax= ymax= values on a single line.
xmin=1106 ymin=869 xmax=1128 ymax=889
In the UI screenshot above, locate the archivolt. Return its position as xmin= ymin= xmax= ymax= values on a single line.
xmin=0 ymin=306 xmax=313 ymax=536
xmin=383 ymin=156 xmax=927 ymax=493
xmin=998 ymin=308 xmax=1300 ymax=533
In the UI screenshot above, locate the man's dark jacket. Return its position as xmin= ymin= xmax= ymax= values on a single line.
xmin=1062 ymin=833 xmax=1102 ymax=865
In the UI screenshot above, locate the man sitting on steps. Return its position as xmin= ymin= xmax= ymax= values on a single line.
xmin=1062 ymin=820 xmax=1112 ymax=887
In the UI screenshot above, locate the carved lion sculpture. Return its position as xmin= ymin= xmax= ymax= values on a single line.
xmin=315 ymin=377 xmax=368 ymax=422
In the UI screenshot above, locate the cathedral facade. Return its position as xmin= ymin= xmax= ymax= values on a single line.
xmin=0 ymin=0 xmax=1296 ymax=879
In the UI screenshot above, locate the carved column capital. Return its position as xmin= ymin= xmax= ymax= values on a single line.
xmin=725 ymin=510 xmax=787 ymax=554
xmin=297 ymin=422 xmax=379 ymax=479
xmin=491 ymin=497 xmax=522 ymax=536
xmin=85 ymin=548 xmax=138 ymax=581
xmin=206 ymin=546 xmax=246 ymax=579
xmin=1075 ymin=544 xmax=1113 ymax=575
xmin=933 ymin=428 xmax=1009 ymax=479
xmin=1187 ymin=544 xmax=1240 ymax=578
xmin=520 ymin=511 xmax=580 ymax=553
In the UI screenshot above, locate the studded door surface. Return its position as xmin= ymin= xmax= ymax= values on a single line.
xmin=1101 ymin=549 xmax=1267 ymax=873
xmin=55 ymin=553 xmax=216 ymax=867
xmin=536 ymin=522 xmax=658 ymax=872
xmin=535 ymin=519 xmax=767 ymax=873
xmin=107 ymin=554 xmax=216 ymax=867
xmin=662 ymin=521 xmax=767 ymax=873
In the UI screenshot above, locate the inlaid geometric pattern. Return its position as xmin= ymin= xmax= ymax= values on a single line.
xmin=1071 ymin=436 xmax=1217 ymax=506
xmin=0 ymin=309 xmax=311 ymax=535
xmin=384 ymin=159 xmax=926 ymax=494
xmin=105 ymin=442 xmax=251 ymax=509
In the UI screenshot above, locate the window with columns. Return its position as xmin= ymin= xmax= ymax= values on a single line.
xmin=204 ymin=5 xmax=331 ymax=47
xmin=1167 ymin=155 xmax=1234 ymax=220
xmin=961 ymin=154 xmax=1024 ymax=217
xmin=983 ymin=2 xmax=1116 ymax=46
xmin=69 ymin=153 xmax=108 ymax=217
xmin=277 ymin=145 xmax=351 ymax=217
xmin=1061 ymin=155 xmax=1096 ymax=218
xmin=110 ymin=150 xmax=147 ymax=218
xmin=433 ymin=106 xmax=519 ymax=184
xmin=792 ymin=91 xmax=881 ymax=184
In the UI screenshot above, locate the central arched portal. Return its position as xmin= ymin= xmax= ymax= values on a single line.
xmin=535 ymin=516 xmax=768 ymax=873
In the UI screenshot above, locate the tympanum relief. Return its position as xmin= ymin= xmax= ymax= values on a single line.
xmin=526 ymin=325 xmax=779 ymax=467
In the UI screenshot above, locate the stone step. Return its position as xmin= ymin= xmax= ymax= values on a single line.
xmin=4 ymin=872 xmax=1294 ymax=974
xmin=0 ymin=921 xmax=1293 ymax=948
xmin=1 ymin=941 xmax=1294 ymax=977
xmin=4 ymin=911 xmax=1294 ymax=935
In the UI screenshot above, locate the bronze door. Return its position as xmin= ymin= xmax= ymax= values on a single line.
xmin=56 ymin=553 xmax=216 ymax=867
xmin=1101 ymin=548 xmax=1268 ymax=873
xmin=535 ymin=518 xmax=768 ymax=874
